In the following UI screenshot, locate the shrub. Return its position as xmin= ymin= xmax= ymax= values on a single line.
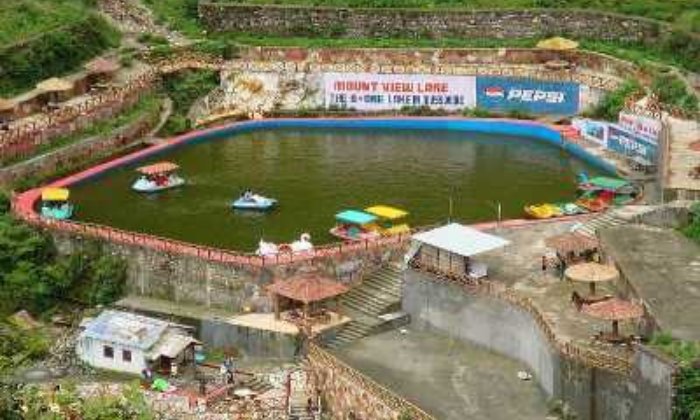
xmin=587 ymin=79 xmax=644 ymax=122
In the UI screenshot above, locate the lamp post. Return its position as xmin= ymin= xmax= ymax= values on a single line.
xmin=486 ymin=201 xmax=502 ymax=229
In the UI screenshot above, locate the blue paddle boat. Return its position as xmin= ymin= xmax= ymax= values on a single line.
xmin=232 ymin=190 xmax=277 ymax=211
xmin=40 ymin=187 xmax=74 ymax=220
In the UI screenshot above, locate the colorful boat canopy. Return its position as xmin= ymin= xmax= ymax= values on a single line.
xmin=137 ymin=162 xmax=180 ymax=175
xmin=335 ymin=210 xmax=378 ymax=225
xmin=42 ymin=187 xmax=69 ymax=201
xmin=585 ymin=177 xmax=629 ymax=191
xmin=365 ymin=205 xmax=408 ymax=220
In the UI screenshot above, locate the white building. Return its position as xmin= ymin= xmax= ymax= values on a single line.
xmin=77 ymin=310 xmax=199 ymax=375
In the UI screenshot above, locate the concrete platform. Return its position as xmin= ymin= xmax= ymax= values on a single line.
xmin=335 ymin=329 xmax=548 ymax=420
xmin=227 ymin=312 xmax=351 ymax=336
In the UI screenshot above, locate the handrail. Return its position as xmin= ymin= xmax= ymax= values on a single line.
xmin=307 ymin=342 xmax=438 ymax=420
xmin=12 ymin=192 xmax=414 ymax=269
xmin=408 ymin=258 xmax=634 ymax=374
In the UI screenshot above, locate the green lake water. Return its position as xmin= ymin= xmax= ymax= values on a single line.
xmin=69 ymin=127 xmax=599 ymax=251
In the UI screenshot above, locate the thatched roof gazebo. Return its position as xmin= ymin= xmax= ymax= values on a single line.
xmin=36 ymin=77 xmax=74 ymax=92
xmin=565 ymin=262 xmax=619 ymax=295
xmin=545 ymin=232 xmax=598 ymax=255
xmin=536 ymin=37 xmax=579 ymax=50
xmin=583 ymin=298 xmax=644 ymax=340
xmin=0 ymin=98 xmax=16 ymax=122
xmin=267 ymin=273 xmax=350 ymax=320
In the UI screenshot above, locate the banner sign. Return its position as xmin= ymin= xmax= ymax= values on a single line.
xmin=607 ymin=124 xmax=658 ymax=162
xmin=476 ymin=77 xmax=580 ymax=115
xmin=323 ymin=73 xmax=476 ymax=111
xmin=572 ymin=118 xmax=608 ymax=147
xmin=618 ymin=111 xmax=661 ymax=142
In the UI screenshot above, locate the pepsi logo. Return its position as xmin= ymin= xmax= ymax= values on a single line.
xmin=484 ymin=86 xmax=505 ymax=98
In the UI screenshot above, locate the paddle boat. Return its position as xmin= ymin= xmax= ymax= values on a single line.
xmin=554 ymin=202 xmax=588 ymax=216
xmin=364 ymin=205 xmax=411 ymax=236
xmin=524 ymin=203 xmax=563 ymax=219
xmin=256 ymin=233 xmax=314 ymax=256
xmin=232 ymin=190 xmax=277 ymax=211
xmin=329 ymin=210 xmax=382 ymax=242
xmin=132 ymin=162 xmax=185 ymax=193
xmin=40 ymin=187 xmax=74 ymax=220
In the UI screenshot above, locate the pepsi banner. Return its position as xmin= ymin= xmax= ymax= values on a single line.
xmin=607 ymin=124 xmax=658 ymax=163
xmin=476 ymin=77 xmax=580 ymax=115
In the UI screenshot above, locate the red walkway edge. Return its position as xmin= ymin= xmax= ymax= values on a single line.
xmin=11 ymin=117 xmax=589 ymax=269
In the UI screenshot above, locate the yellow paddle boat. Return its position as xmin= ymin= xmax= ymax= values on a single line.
xmin=364 ymin=205 xmax=411 ymax=236
xmin=524 ymin=203 xmax=563 ymax=219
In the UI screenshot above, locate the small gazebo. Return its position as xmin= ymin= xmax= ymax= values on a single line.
xmin=267 ymin=273 xmax=350 ymax=321
xmin=0 ymin=98 xmax=16 ymax=124
xmin=583 ymin=298 xmax=644 ymax=342
xmin=566 ymin=262 xmax=619 ymax=296
xmin=36 ymin=77 xmax=74 ymax=103
xmin=545 ymin=231 xmax=599 ymax=263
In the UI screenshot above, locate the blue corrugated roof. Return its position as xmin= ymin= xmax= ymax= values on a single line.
xmin=80 ymin=310 xmax=168 ymax=350
xmin=335 ymin=210 xmax=378 ymax=225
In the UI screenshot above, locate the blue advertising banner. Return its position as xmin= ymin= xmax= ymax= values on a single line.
xmin=607 ymin=124 xmax=658 ymax=163
xmin=476 ymin=77 xmax=580 ymax=115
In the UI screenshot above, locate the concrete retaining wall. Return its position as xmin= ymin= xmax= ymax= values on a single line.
xmin=402 ymin=270 xmax=675 ymax=420
xmin=52 ymin=231 xmax=405 ymax=312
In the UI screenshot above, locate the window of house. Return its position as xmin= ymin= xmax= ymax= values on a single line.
xmin=103 ymin=345 xmax=114 ymax=359
xmin=122 ymin=349 xmax=132 ymax=362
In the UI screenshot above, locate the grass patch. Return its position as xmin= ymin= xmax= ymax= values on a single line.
xmin=0 ymin=0 xmax=90 ymax=46
xmin=1 ymin=94 xmax=161 ymax=167
xmin=0 ymin=13 xmax=120 ymax=97
xmin=142 ymin=0 xmax=203 ymax=38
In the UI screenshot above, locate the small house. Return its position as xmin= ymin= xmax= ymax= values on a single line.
xmin=77 ymin=310 xmax=199 ymax=375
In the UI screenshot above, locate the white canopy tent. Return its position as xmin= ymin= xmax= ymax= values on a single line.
xmin=406 ymin=223 xmax=510 ymax=279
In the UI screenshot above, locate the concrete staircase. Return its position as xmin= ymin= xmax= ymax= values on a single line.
xmin=573 ymin=205 xmax=656 ymax=237
xmin=324 ymin=265 xmax=404 ymax=350
xmin=573 ymin=211 xmax=628 ymax=237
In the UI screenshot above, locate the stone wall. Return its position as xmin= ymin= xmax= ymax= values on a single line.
xmin=0 ymin=103 xmax=161 ymax=187
xmin=52 ymin=231 xmax=408 ymax=312
xmin=402 ymin=270 xmax=676 ymax=420
xmin=306 ymin=343 xmax=436 ymax=420
xmin=199 ymin=4 xmax=663 ymax=42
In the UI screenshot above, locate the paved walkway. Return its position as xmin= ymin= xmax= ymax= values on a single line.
xmin=336 ymin=329 xmax=548 ymax=420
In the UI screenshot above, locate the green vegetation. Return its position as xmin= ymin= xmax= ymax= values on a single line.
xmin=0 ymin=0 xmax=92 ymax=46
xmin=0 ymin=381 xmax=155 ymax=420
xmin=683 ymin=202 xmax=700 ymax=244
xmin=0 ymin=13 xmax=120 ymax=96
xmin=160 ymin=69 xmax=219 ymax=136
xmin=0 ymin=193 xmax=127 ymax=373
xmin=651 ymin=72 xmax=699 ymax=116
xmin=585 ymin=80 xmax=644 ymax=121
xmin=0 ymin=205 xmax=128 ymax=316
xmin=650 ymin=333 xmax=700 ymax=420
xmin=2 ymin=94 xmax=162 ymax=167
xmin=143 ymin=0 xmax=202 ymax=38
